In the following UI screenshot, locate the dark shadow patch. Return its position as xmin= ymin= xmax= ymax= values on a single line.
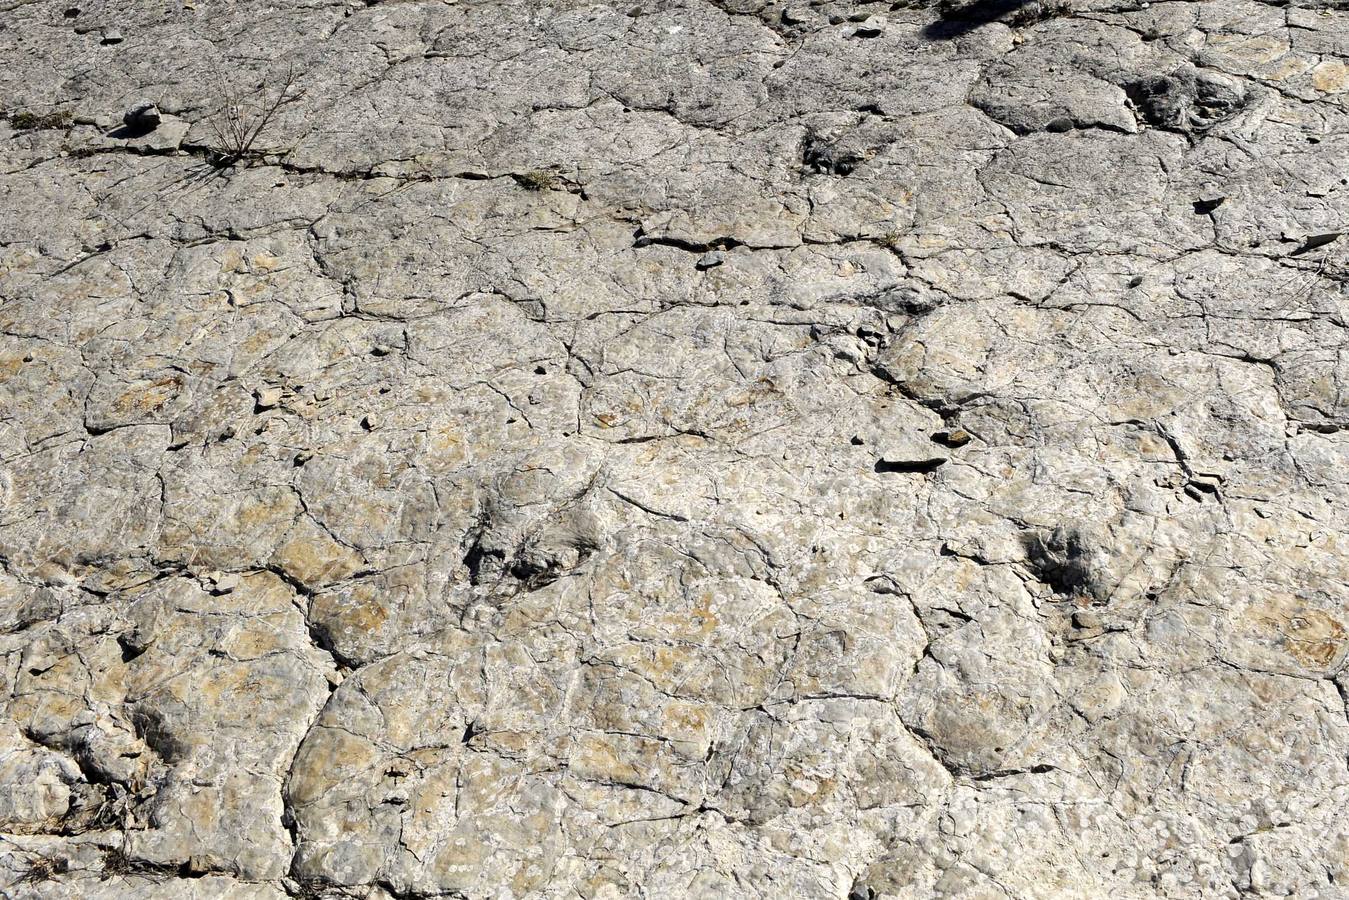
xmin=1124 ymin=75 xmax=1189 ymax=129
xmin=802 ymin=131 xmax=865 ymax=176
xmin=106 ymin=122 xmax=156 ymax=140
xmin=461 ymin=533 xmax=503 ymax=586
xmin=509 ymin=533 xmax=600 ymax=593
xmin=117 ymin=634 xmax=147 ymax=663
xmin=874 ymin=457 xmax=947 ymax=474
xmin=1022 ymin=526 xmax=1099 ymax=598
xmin=922 ymin=0 xmax=1035 ymax=39
xmin=1290 ymin=232 xmax=1343 ymax=256
xmin=1125 ymin=69 xmax=1251 ymax=135
xmin=130 ymin=706 xmax=187 ymax=764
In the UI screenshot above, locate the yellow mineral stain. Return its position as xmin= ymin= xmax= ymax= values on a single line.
xmin=1313 ymin=59 xmax=1349 ymax=93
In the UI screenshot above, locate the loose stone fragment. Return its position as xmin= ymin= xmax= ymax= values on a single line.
xmin=122 ymin=101 xmax=160 ymax=131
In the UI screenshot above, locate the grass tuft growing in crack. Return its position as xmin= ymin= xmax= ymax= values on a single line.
xmin=5 ymin=108 xmax=73 ymax=131
xmin=514 ymin=170 xmax=558 ymax=191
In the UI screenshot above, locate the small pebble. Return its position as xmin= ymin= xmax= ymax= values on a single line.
xmin=100 ymin=27 xmax=123 ymax=44
xmin=696 ymin=250 xmax=725 ymax=270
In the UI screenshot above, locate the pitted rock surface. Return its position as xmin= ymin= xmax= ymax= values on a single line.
xmin=3 ymin=0 xmax=1349 ymax=897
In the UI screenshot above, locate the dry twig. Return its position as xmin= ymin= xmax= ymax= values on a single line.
xmin=208 ymin=66 xmax=305 ymax=167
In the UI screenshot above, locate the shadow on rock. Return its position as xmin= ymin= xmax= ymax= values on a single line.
xmin=1022 ymin=526 xmax=1106 ymax=601
xmin=921 ymin=0 xmax=1035 ymax=39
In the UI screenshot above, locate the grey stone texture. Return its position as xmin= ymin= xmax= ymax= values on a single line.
xmin=3 ymin=0 xmax=1349 ymax=896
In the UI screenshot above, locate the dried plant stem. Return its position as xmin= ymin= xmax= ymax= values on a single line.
xmin=208 ymin=66 xmax=304 ymax=167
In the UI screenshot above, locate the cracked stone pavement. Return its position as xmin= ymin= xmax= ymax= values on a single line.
xmin=3 ymin=0 xmax=1349 ymax=896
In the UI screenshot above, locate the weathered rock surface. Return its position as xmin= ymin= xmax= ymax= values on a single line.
xmin=3 ymin=0 xmax=1349 ymax=896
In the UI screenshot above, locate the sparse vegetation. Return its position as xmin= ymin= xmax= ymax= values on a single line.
xmin=17 ymin=854 xmax=69 ymax=884
xmin=101 ymin=847 xmax=132 ymax=877
xmin=1004 ymin=0 xmax=1072 ymax=27
xmin=207 ymin=66 xmax=304 ymax=168
xmin=514 ymin=170 xmax=558 ymax=191
xmin=6 ymin=108 xmax=73 ymax=131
